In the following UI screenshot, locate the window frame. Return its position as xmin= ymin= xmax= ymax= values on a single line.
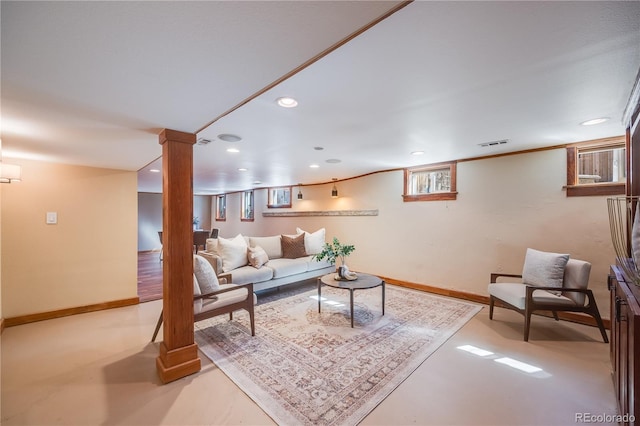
xmin=402 ymin=161 xmax=457 ymax=202
xmin=566 ymin=137 xmax=626 ymax=197
xmin=215 ymin=194 xmax=226 ymax=221
xmin=267 ymin=186 xmax=292 ymax=208
xmin=241 ymin=190 xmax=254 ymax=222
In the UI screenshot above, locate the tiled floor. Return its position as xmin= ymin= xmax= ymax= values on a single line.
xmin=1 ymin=285 xmax=617 ymax=425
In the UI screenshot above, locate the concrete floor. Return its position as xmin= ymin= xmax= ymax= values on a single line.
xmin=1 ymin=287 xmax=617 ymax=426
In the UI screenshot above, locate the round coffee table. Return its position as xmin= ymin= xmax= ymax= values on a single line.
xmin=317 ymin=272 xmax=385 ymax=327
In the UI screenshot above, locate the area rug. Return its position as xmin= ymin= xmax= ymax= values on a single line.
xmin=194 ymin=283 xmax=481 ymax=426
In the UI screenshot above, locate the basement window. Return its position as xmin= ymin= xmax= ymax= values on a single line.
xmin=241 ymin=190 xmax=254 ymax=222
xmin=403 ymin=161 xmax=457 ymax=202
xmin=215 ymin=195 xmax=226 ymax=221
xmin=267 ymin=186 xmax=292 ymax=208
xmin=566 ymin=137 xmax=626 ymax=197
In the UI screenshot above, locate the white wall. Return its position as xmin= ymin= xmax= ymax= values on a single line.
xmin=213 ymin=148 xmax=615 ymax=318
xmin=2 ymin=159 xmax=138 ymax=318
xmin=137 ymin=193 xmax=213 ymax=251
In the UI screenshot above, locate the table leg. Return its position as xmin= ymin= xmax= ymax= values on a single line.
xmin=350 ymin=289 xmax=354 ymax=328
xmin=382 ymin=280 xmax=385 ymax=316
xmin=317 ymin=278 xmax=321 ymax=313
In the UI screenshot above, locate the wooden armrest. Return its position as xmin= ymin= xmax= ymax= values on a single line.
xmin=490 ymin=273 xmax=522 ymax=283
xmin=194 ymin=282 xmax=254 ymax=301
xmin=218 ymin=272 xmax=232 ymax=284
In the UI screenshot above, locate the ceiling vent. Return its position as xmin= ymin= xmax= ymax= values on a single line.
xmin=478 ymin=139 xmax=509 ymax=148
xmin=197 ymin=138 xmax=212 ymax=145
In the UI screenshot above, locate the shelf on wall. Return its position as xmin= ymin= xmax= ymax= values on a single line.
xmin=262 ymin=209 xmax=378 ymax=217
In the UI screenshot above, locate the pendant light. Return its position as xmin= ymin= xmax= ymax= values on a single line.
xmin=331 ymin=178 xmax=338 ymax=198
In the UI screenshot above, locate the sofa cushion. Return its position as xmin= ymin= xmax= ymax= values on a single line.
xmin=281 ymin=233 xmax=307 ymax=259
xmin=267 ymin=258 xmax=309 ymax=278
xmin=296 ymin=227 xmax=326 ymax=255
xmin=522 ymin=248 xmax=569 ymax=294
xmin=219 ymin=237 xmax=249 ymax=273
xmin=228 ymin=264 xmax=274 ymax=285
xmin=249 ymin=235 xmax=282 ymax=259
xmin=304 ymin=255 xmax=333 ymax=272
xmin=247 ymin=245 xmax=269 ymax=269
xmin=193 ymin=255 xmax=220 ymax=294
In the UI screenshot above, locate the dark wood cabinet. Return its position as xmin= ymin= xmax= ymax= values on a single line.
xmin=609 ymin=266 xmax=640 ymax=425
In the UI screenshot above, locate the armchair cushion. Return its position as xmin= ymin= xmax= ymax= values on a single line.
xmin=194 ymin=283 xmax=257 ymax=314
xmin=194 ymin=255 xmax=220 ymax=293
xmin=488 ymin=283 xmax=576 ymax=310
xmin=522 ymin=248 xmax=569 ymax=294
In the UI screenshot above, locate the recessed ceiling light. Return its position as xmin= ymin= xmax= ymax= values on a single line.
xmin=238 ymin=168 xmax=248 ymax=172
xmin=149 ymin=169 xmax=160 ymax=173
xmin=326 ymin=159 xmax=341 ymax=164
xmin=218 ymin=133 xmax=242 ymax=142
xmin=410 ymin=151 xmax=425 ymax=156
xmin=277 ymin=97 xmax=298 ymax=108
xmin=226 ymin=148 xmax=240 ymax=153
xmin=310 ymin=164 xmax=319 ymax=168
xmin=314 ymin=146 xmax=324 ymax=151
xmin=580 ymin=117 xmax=610 ymax=126
xmin=253 ymin=180 xmax=262 ymax=185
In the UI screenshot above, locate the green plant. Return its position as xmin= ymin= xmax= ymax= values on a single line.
xmin=313 ymin=237 xmax=355 ymax=266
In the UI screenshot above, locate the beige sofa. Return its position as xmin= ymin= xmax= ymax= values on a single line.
xmin=197 ymin=228 xmax=334 ymax=292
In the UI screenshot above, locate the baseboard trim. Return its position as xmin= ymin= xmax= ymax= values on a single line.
xmin=4 ymin=297 xmax=140 ymax=327
xmin=382 ymin=276 xmax=611 ymax=330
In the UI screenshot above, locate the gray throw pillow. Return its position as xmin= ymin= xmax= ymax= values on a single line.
xmin=193 ymin=255 xmax=220 ymax=294
xmin=522 ymin=248 xmax=569 ymax=293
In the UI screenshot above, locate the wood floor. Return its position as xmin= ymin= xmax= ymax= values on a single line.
xmin=138 ymin=251 xmax=163 ymax=302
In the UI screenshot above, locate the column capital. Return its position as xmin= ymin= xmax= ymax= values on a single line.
xmin=159 ymin=129 xmax=197 ymax=146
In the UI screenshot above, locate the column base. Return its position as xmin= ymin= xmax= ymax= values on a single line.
xmin=156 ymin=342 xmax=201 ymax=384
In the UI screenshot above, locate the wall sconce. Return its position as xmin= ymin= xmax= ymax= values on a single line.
xmin=0 ymin=162 xmax=22 ymax=183
xmin=331 ymin=178 xmax=338 ymax=198
xmin=297 ymin=184 xmax=303 ymax=200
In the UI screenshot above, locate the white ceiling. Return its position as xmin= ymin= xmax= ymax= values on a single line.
xmin=2 ymin=1 xmax=640 ymax=195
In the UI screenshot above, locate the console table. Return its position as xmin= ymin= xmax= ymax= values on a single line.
xmin=609 ymin=266 xmax=640 ymax=425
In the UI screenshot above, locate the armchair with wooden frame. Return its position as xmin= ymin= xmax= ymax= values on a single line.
xmin=488 ymin=249 xmax=608 ymax=343
xmin=152 ymin=255 xmax=256 ymax=342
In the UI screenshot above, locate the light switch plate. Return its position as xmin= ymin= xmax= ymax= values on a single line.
xmin=46 ymin=212 xmax=57 ymax=224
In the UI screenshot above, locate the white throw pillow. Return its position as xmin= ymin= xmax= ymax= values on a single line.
xmin=296 ymin=227 xmax=326 ymax=255
xmin=208 ymin=234 xmax=246 ymax=255
xmin=247 ymin=245 xmax=269 ymax=269
xmin=219 ymin=237 xmax=249 ymax=272
xmin=522 ymin=248 xmax=569 ymax=294
xmin=193 ymin=255 xmax=220 ymax=294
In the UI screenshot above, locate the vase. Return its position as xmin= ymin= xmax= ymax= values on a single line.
xmin=337 ymin=264 xmax=350 ymax=279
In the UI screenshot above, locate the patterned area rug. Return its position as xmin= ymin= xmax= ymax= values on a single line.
xmin=194 ymin=283 xmax=481 ymax=426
